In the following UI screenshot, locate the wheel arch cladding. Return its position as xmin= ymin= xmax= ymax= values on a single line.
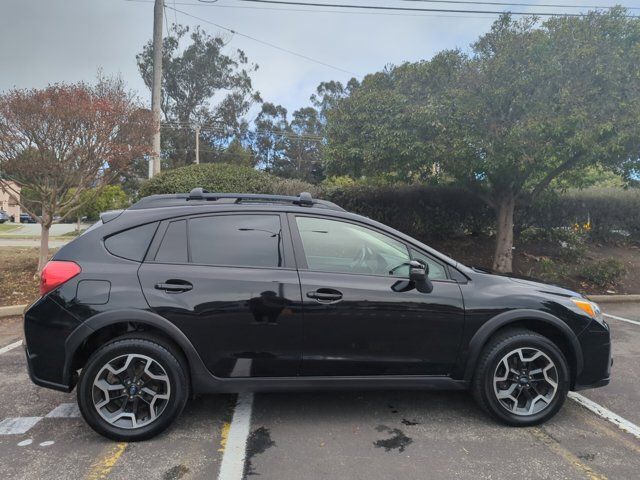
xmin=463 ymin=309 xmax=583 ymax=388
xmin=64 ymin=309 xmax=209 ymax=390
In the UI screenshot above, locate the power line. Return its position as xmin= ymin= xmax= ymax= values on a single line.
xmin=125 ymin=0 xmax=500 ymax=21
xmin=161 ymin=4 xmax=362 ymax=76
xmin=127 ymin=0 xmax=640 ymax=17
xmin=400 ymin=0 xmax=640 ymax=10
xmin=236 ymin=0 xmax=639 ymax=17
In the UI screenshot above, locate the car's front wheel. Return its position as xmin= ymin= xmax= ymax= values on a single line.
xmin=472 ymin=328 xmax=569 ymax=426
xmin=77 ymin=337 xmax=188 ymax=441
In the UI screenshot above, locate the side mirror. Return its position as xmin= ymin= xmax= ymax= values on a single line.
xmin=409 ymin=260 xmax=433 ymax=294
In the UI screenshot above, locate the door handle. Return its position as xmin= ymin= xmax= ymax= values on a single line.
xmin=307 ymin=289 xmax=343 ymax=303
xmin=154 ymin=281 xmax=193 ymax=293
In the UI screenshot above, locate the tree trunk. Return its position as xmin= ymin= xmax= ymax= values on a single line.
xmin=76 ymin=215 xmax=81 ymax=232
xmin=38 ymin=223 xmax=51 ymax=273
xmin=492 ymin=194 xmax=516 ymax=273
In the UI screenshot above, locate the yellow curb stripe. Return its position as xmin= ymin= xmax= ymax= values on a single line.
xmin=218 ymin=421 xmax=231 ymax=453
xmin=86 ymin=442 xmax=127 ymax=480
xmin=530 ymin=428 xmax=607 ymax=480
xmin=579 ymin=412 xmax=640 ymax=457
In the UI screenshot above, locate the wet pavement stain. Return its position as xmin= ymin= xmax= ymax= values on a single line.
xmin=387 ymin=404 xmax=399 ymax=414
xmin=373 ymin=425 xmax=413 ymax=453
xmin=401 ymin=418 xmax=421 ymax=426
xmin=163 ymin=464 xmax=190 ymax=480
xmin=244 ymin=426 xmax=276 ymax=477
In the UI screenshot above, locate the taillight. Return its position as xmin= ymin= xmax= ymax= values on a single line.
xmin=40 ymin=261 xmax=81 ymax=296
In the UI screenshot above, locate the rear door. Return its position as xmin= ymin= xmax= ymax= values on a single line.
xmin=138 ymin=212 xmax=303 ymax=378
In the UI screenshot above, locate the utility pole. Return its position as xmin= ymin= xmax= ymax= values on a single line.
xmin=195 ymin=126 xmax=200 ymax=164
xmin=149 ymin=0 xmax=163 ymax=178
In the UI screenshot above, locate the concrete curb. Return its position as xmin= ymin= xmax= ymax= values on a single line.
xmin=0 ymin=304 xmax=27 ymax=318
xmin=587 ymin=294 xmax=640 ymax=304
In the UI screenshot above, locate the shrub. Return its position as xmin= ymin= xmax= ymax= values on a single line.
xmin=138 ymin=163 xmax=320 ymax=200
xmin=519 ymin=188 xmax=640 ymax=241
xmin=327 ymin=185 xmax=640 ymax=243
xmin=518 ymin=226 xmax=587 ymax=262
xmin=139 ymin=163 xmax=276 ymax=197
xmin=536 ymin=257 xmax=569 ymax=284
xmin=271 ymin=178 xmax=320 ymax=197
xmin=578 ymin=259 xmax=627 ymax=288
xmin=327 ymin=184 xmax=493 ymax=240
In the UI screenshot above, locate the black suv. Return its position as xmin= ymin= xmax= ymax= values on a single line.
xmin=24 ymin=190 xmax=611 ymax=441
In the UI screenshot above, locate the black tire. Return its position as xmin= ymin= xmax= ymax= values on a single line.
xmin=77 ymin=337 xmax=189 ymax=441
xmin=471 ymin=328 xmax=570 ymax=426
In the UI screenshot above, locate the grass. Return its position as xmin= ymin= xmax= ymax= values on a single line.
xmin=59 ymin=229 xmax=86 ymax=237
xmin=0 ymin=224 xmax=21 ymax=233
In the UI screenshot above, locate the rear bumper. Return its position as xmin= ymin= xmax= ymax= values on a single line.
xmin=25 ymin=345 xmax=74 ymax=392
xmin=23 ymin=295 xmax=81 ymax=392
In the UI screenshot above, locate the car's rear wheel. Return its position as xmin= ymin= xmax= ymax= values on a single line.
xmin=77 ymin=337 xmax=188 ymax=441
xmin=472 ymin=329 xmax=569 ymax=426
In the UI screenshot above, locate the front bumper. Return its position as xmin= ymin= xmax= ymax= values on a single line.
xmin=573 ymin=319 xmax=612 ymax=390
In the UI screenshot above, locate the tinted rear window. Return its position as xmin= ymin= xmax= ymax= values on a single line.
xmin=104 ymin=222 xmax=158 ymax=261
xmin=189 ymin=214 xmax=283 ymax=268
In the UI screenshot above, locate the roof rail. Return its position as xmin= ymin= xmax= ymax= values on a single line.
xmin=130 ymin=189 xmax=344 ymax=212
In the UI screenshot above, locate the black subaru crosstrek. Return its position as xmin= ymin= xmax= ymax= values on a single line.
xmin=24 ymin=190 xmax=612 ymax=441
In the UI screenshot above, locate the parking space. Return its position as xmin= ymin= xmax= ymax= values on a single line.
xmin=1 ymin=305 xmax=639 ymax=480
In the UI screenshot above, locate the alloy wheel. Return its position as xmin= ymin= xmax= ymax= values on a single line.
xmin=493 ymin=347 xmax=558 ymax=416
xmin=92 ymin=354 xmax=171 ymax=429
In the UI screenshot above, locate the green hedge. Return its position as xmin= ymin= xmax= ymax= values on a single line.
xmin=139 ymin=163 xmax=317 ymax=198
xmin=139 ymin=163 xmax=275 ymax=197
xmin=518 ymin=188 xmax=640 ymax=240
xmin=327 ymin=185 xmax=492 ymax=239
xmin=327 ymin=185 xmax=640 ymax=241
xmin=140 ymin=168 xmax=640 ymax=242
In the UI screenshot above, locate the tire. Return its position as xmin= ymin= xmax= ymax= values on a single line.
xmin=471 ymin=328 xmax=569 ymax=426
xmin=77 ymin=337 xmax=189 ymax=441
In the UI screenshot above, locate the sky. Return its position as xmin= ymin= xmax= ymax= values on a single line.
xmin=0 ymin=0 xmax=632 ymax=116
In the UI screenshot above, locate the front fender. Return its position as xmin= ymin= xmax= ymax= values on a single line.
xmin=460 ymin=309 xmax=584 ymax=383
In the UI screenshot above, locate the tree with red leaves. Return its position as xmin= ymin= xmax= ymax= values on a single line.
xmin=0 ymin=79 xmax=153 ymax=272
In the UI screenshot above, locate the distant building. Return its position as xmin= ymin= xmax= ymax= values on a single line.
xmin=0 ymin=181 xmax=21 ymax=222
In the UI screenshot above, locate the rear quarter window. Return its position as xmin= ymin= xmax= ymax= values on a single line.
xmin=104 ymin=222 xmax=159 ymax=261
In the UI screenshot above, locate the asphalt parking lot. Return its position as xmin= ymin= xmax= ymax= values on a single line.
xmin=1 ymin=303 xmax=639 ymax=480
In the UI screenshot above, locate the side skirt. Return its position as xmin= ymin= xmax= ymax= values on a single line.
xmin=192 ymin=374 xmax=469 ymax=394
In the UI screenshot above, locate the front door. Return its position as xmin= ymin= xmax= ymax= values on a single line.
xmin=291 ymin=214 xmax=465 ymax=376
xmin=138 ymin=213 xmax=303 ymax=378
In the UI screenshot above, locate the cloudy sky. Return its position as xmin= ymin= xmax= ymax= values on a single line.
xmin=0 ymin=0 xmax=631 ymax=115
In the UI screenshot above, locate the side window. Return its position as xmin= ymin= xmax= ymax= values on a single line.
xmin=104 ymin=222 xmax=158 ymax=261
xmin=189 ymin=214 xmax=283 ymax=268
xmin=155 ymin=220 xmax=187 ymax=263
xmin=296 ymin=216 xmax=410 ymax=276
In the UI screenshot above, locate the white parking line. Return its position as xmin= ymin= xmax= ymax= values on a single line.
xmin=0 ymin=339 xmax=22 ymax=355
xmin=604 ymin=313 xmax=640 ymax=327
xmin=0 ymin=417 xmax=42 ymax=435
xmin=217 ymin=393 xmax=254 ymax=480
xmin=45 ymin=403 xmax=81 ymax=418
xmin=568 ymin=392 xmax=640 ymax=440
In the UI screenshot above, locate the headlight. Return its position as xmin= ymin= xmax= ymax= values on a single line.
xmin=571 ymin=297 xmax=603 ymax=321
